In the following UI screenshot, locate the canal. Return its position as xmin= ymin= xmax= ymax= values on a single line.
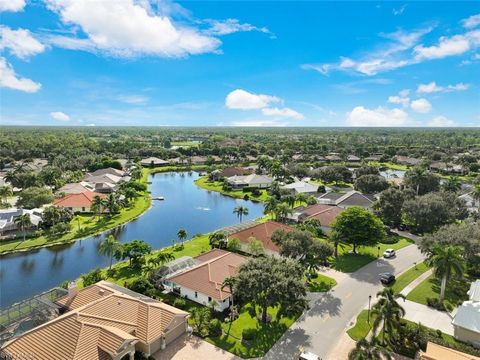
xmin=0 ymin=172 xmax=264 ymax=307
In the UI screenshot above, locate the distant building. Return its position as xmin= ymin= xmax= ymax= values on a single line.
xmin=87 ymin=167 xmax=125 ymax=177
xmin=288 ymin=204 xmax=343 ymax=233
xmin=317 ymin=190 xmax=374 ymax=209
xmin=458 ymin=192 xmax=479 ymax=213
xmin=140 ymin=157 xmax=169 ymax=167
xmin=393 ymin=155 xmax=421 ymax=166
xmin=347 ymin=155 xmax=361 ymax=162
xmin=211 ymin=167 xmax=252 ymax=180
xmin=54 ymin=191 xmax=106 ymax=213
xmin=325 ymin=154 xmax=342 ymax=162
xmin=452 ymin=280 xmax=480 ymax=348
xmin=227 ymin=174 xmax=273 ymax=188
xmin=281 ymin=181 xmax=320 ymax=195
xmin=57 ymin=181 xmax=95 ymax=195
xmin=0 ymin=208 xmax=42 ymax=235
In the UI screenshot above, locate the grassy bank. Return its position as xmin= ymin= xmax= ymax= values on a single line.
xmin=347 ymin=309 xmax=377 ymax=341
xmin=387 ymin=262 xmax=429 ymax=294
xmin=194 ymin=176 xmax=269 ymax=202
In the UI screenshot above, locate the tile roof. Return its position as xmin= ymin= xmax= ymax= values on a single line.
xmin=420 ymin=342 xmax=480 ymax=360
xmin=1 ymin=281 xmax=188 ymax=360
xmin=168 ymin=249 xmax=247 ymax=300
xmin=452 ymin=301 xmax=480 ymax=333
xmin=54 ymin=191 xmax=106 ymax=208
xmin=227 ymin=221 xmax=294 ymax=253
xmin=298 ymin=204 xmax=344 ymax=227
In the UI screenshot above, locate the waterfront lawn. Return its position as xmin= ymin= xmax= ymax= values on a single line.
xmin=406 ymin=275 xmax=470 ymax=309
xmin=347 ymin=310 xmax=377 ymax=341
xmin=367 ymin=161 xmax=409 ymax=171
xmin=330 ymin=236 xmax=413 ymax=273
xmin=306 ymin=273 xmax=337 ymax=292
xmin=195 ymin=176 xmax=269 ymax=202
xmin=387 ymin=262 xmax=429 ymax=293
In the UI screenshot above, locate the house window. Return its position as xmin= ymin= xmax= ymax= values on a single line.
xmin=208 ymin=296 xmax=212 ymax=302
xmin=82 ymin=207 xmax=85 ymax=212
xmin=194 ymin=291 xmax=198 ymax=298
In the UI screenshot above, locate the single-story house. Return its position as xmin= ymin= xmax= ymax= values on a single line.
xmin=226 ymin=221 xmax=294 ymax=256
xmin=227 ymin=174 xmax=273 ymax=188
xmin=458 ymin=192 xmax=479 ymax=213
xmin=17 ymin=158 xmax=49 ymax=173
xmin=281 ymin=181 xmax=319 ymax=195
xmin=1 ymin=281 xmax=189 ymax=359
xmin=418 ymin=342 xmax=480 ymax=360
xmin=452 ymin=301 xmax=480 ymax=348
xmin=57 ymin=181 xmax=95 ymax=195
xmin=429 ymin=162 xmax=467 ymax=175
xmin=393 ymin=155 xmax=421 ymax=166
xmin=140 ymin=157 xmax=169 ymax=167
xmin=165 ymin=249 xmax=247 ymax=312
xmin=0 ymin=208 xmax=42 ymax=235
xmin=211 ymin=167 xmax=253 ymax=180
xmin=325 ymin=154 xmax=342 ymax=162
xmin=84 ymin=173 xmax=129 ymax=193
xmin=54 ymin=191 xmax=106 ymax=213
xmin=287 ymin=204 xmax=343 ymax=232
xmin=190 ymin=156 xmax=208 ymax=165
xmin=87 ymin=167 xmax=125 ymax=178
xmin=365 ymin=154 xmax=383 ymax=161
xmin=317 ymin=190 xmax=374 ymax=209
xmin=347 ymin=155 xmax=361 ymax=162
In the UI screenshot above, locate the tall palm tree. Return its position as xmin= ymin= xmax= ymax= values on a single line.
xmin=295 ymin=192 xmax=308 ymax=205
xmin=426 ymin=245 xmax=465 ymax=302
xmin=98 ymin=234 xmax=122 ymax=270
xmin=442 ymin=176 xmax=461 ymax=193
xmin=263 ymin=197 xmax=278 ymax=220
xmin=105 ymin=193 xmax=119 ymax=215
xmin=348 ymin=337 xmax=392 ymax=360
xmin=221 ymin=276 xmax=238 ymax=308
xmin=407 ymin=167 xmax=427 ymax=195
xmin=14 ymin=214 xmax=32 ymax=242
xmin=91 ymin=195 xmax=104 ymax=218
xmin=0 ymin=185 xmax=13 ymax=204
xmin=233 ymin=205 xmax=249 ymax=223
xmin=177 ymin=229 xmax=188 ymax=245
xmin=371 ymin=288 xmax=406 ymax=344
xmin=274 ymin=202 xmax=293 ymax=223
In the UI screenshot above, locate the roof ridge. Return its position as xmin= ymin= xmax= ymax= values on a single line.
xmin=72 ymin=318 xmax=85 ymax=359
xmin=78 ymin=313 xmax=137 ymax=326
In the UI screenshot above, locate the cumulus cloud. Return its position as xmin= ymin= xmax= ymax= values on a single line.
xmin=261 ymin=107 xmax=304 ymax=120
xmin=0 ymin=26 xmax=45 ymax=59
xmin=50 ymin=111 xmax=70 ymax=121
xmin=462 ymin=14 xmax=480 ymax=29
xmin=44 ymin=0 xmax=221 ymax=58
xmin=416 ymin=81 xmax=469 ymax=93
xmin=0 ymin=57 xmax=41 ymax=92
xmin=410 ymin=98 xmax=432 ymax=113
xmin=225 ymin=89 xmax=280 ymax=110
xmin=346 ymin=106 xmax=412 ymax=127
xmin=428 ymin=116 xmax=457 ymax=127
xmin=388 ymin=89 xmax=410 ymax=107
xmin=0 ymin=0 xmax=25 ymax=12
xmin=204 ymin=18 xmax=272 ymax=36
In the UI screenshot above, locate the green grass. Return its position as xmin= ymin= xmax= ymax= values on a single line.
xmin=347 ymin=310 xmax=377 ymax=341
xmin=330 ymin=237 xmax=414 ymax=273
xmin=195 ymin=176 xmax=270 ymax=202
xmin=406 ymin=275 xmax=470 ymax=309
xmin=367 ymin=161 xmax=409 ymax=171
xmin=306 ymin=273 xmax=337 ymax=292
xmin=387 ymin=262 xmax=430 ymax=294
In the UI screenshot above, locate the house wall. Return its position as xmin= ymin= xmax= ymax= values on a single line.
xmin=454 ymin=326 xmax=480 ymax=348
xmin=171 ymin=284 xmax=231 ymax=312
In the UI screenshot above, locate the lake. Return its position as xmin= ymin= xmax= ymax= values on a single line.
xmin=0 ymin=172 xmax=264 ymax=308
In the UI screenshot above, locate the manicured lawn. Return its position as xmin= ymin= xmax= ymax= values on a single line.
xmin=387 ymin=262 xmax=429 ymax=293
xmin=195 ymin=176 xmax=269 ymax=202
xmin=367 ymin=161 xmax=409 ymax=171
xmin=330 ymin=237 xmax=414 ymax=273
xmin=406 ymin=275 xmax=470 ymax=309
xmin=306 ymin=273 xmax=337 ymax=292
xmin=347 ymin=309 xmax=377 ymax=341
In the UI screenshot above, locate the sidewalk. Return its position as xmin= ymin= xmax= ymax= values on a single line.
xmin=401 ymin=299 xmax=454 ymax=335
xmin=400 ymin=269 xmax=433 ymax=296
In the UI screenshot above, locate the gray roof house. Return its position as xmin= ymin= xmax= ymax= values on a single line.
xmin=281 ymin=181 xmax=319 ymax=195
xmin=57 ymin=181 xmax=95 ymax=195
xmin=227 ymin=174 xmax=273 ymax=188
xmin=87 ymin=167 xmax=125 ymax=177
xmin=140 ymin=157 xmax=169 ymax=167
xmin=0 ymin=208 xmax=42 ymax=235
xmin=317 ymin=190 xmax=375 ymax=209
xmin=458 ymin=192 xmax=479 ymax=213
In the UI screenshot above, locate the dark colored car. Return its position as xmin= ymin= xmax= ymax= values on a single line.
xmin=379 ymin=273 xmax=395 ymax=285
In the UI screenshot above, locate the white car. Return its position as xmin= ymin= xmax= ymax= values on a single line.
xmin=383 ymin=249 xmax=396 ymax=258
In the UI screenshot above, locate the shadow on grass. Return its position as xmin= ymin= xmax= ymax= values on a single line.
xmin=330 ymin=253 xmax=376 ymax=273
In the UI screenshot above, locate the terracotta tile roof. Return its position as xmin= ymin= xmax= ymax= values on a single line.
xmin=299 ymin=204 xmax=344 ymax=227
xmin=168 ymin=249 xmax=247 ymax=300
xmin=1 ymin=281 xmax=188 ymax=360
xmin=54 ymin=191 xmax=106 ymax=208
xmin=227 ymin=221 xmax=294 ymax=253
xmin=420 ymin=342 xmax=480 ymax=360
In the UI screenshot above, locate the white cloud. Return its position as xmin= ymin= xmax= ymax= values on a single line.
xmin=0 ymin=26 xmax=45 ymax=59
xmin=346 ymin=106 xmax=412 ymax=127
xmin=428 ymin=116 xmax=457 ymax=127
xmin=204 ymin=19 xmax=272 ymax=37
xmin=45 ymin=0 xmax=221 ymax=58
xmin=388 ymin=89 xmax=410 ymax=107
xmin=225 ymin=89 xmax=280 ymax=110
xmin=261 ymin=107 xmax=304 ymax=120
xmin=50 ymin=111 xmax=70 ymax=121
xmin=414 ymin=34 xmax=472 ymax=60
xmin=392 ymin=4 xmax=407 ymax=16
xmin=0 ymin=0 xmax=25 ymax=12
xmin=116 ymin=94 xmax=149 ymax=105
xmin=229 ymin=120 xmax=287 ymax=127
xmin=0 ymin=57 xmax=41 ymax=92
xmin=462 ymin=14 xmax=480 ymax=29
xmin=411 ymin=98 xmax=432 ymax=113
xmin=417 ymin=81 xmax=469 ymax=93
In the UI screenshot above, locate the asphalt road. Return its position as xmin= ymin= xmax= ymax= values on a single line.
xmin=263 ymin=244 xmax=425 ymax=360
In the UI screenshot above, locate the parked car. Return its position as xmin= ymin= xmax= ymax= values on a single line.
xmin=379 ymin=273 xmax=395 ymax=285
xmin=383 ymin=249 xmax=396 ymax=258
xmin=398 ymin=224 xmax=407 ymax=231
xmin=299 ymin=352 xmax=320 ymax=360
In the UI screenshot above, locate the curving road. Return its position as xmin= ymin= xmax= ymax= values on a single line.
xmin=264 ymin=244 xmax=425 ymax=360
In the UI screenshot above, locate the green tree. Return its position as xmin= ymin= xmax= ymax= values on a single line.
xmin=91 ymin=195 xmax=104 ymax=218
xmin=221 ymin=276 xmax=238 ymax=308
xmin=81 ymin=268 xmax=106 ymax=287
xmin=373 ymin=188 xmax=414 ymax=227
xmin=177 ymin=228 xmax=188 ymax=245
xmin=371 ymin=288 xmax=406 ymax=344
xmin=442 ymin=176 xmax=462 ymax=193
xmin=190 ymin=307 xmax=212 ymax=337
xmin=354 ymin=174 xmax=389 ymax=194
xmin=426 ymin=245 xmax=465 ymax=302
xmin=227 ymin=237 xmax=241 ymax=252
xmin=98 ymin=235 xmax=122 ymax=270
xmin=105 ymin=193 xmax=120 ymax=215
xmin=247 ymin=237 xmax=265 ymax=256
xmin=234 ymin=256 xmax=308 ymax=323
xmin=120 ymin=239 xmax=152 ymax=268
xmin=0 ymin=185 xmax=13 ymax=204
xmin=348 ymin=337 xmax=392 ymax=360
xmin=263 ymin=197 xmax=278 ymax=220
xmin=274 ymin=202 xmax=293 ymax=223
xmin=209 ymin=231 xmax=227 ymax=248
xmin=295 ymin=192 xmax=308 ymax=205
xmin=14 ymin=214 xmax=32 ymax=242
xmin=330 ymin=207 xmax=385 ymax=254
xmin=233 ymin=205 xmax=249 ymax=223
xmin=404 ymin=167 xmax=440 ymax=195
xmin=271 ymin=229 xmax=313 ymax=260
xmin=16 ymin=187 xmax=54 ymax=209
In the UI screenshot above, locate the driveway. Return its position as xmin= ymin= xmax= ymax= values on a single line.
xmin=402 ymin=300 xmax=454 ymax=335
xmin=264 ymin=244 xmax=425 ymax=360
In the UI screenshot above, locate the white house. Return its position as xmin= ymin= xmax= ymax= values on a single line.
xmin=451 ymin=280 xmax=480 ymax=348
xmin=0 ymin=208 xmax=43 ymax=235
xmin=227 ymin=174 xmax=273 ymax=188
xmin=281 ymin=181 xmax=319 ymax=195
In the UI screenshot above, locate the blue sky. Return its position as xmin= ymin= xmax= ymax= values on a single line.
xmin=0 ymin=0 xmax=479 ymax=127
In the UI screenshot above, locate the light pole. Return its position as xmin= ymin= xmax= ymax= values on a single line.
xmin=377 ymin=246 xmax=381 ymax=257
xmin=414 ymin=261 xmax=417 ymax=270
xmin=367 ymin=295 xmax=372 ymax=324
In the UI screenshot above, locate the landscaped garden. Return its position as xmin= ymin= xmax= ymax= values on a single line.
xmin=347 ymin=309 xmax=377 ymax=341
xmin=194 ymin=176 xmax=269 ymax=202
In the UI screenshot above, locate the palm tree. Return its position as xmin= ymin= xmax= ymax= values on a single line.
xmin=442 ymin=176 xmax=461 ymax=193
xmin=14 ymin=214 xmax=32 ymax=242
xmin=284 ymin=194 xmax=296 ymax=208
xmin=177 ymin=229 xmax=188 ymax=245
xmin=407 ymin=167 xmax=427 ymax=195
xmin=98 ymin=234 xmax=122 ymax=270
xmin=263 ymin=197 xmax=278 ymax=220
xmin=274 ymin=202 xmax=293 ymax=223
xmin=105 ymin=193 xmax=119 ymax=215
xmin=233 ymin=205 xmax=249 ymax=223
xmin=295 ymin=192 xmax=308 ymax=205
xmin=371 ymin=288 xmax=406 ymax=344
xmin=91 ymin=195 xmax=104 ymax=218
xmin=426 ymin=245 xmax=465 ymax=302
xmin=221 ymin=276 xmax=238 ymax=308
xmin=0 ymin=185 xmax=13 ymax=204
xmin=348 ymin=337 xmax=392 ymax=360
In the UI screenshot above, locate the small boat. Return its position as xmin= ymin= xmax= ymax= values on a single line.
xmin=153 ymin=196 xmax=165 ymax=201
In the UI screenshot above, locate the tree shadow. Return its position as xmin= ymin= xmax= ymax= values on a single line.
xmin=304 ymin=291 xmax=342 ymax=318
xmin=262 ymin=328 xmax=311 ymax=360
xmin=346 ymin=258 xmax=396 ymax=285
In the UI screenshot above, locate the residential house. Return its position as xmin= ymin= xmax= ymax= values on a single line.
xmin=365 ymin=154 xmax=383 ymax=162
xmin=190 ymin=156 xmax=208 ymax=165
xmin=54 ymin=191 xmax=106 ymax=213
xmin=347 ymin=155 xmax=361 ymax=162
xmin=227 ymin=174 xmax=273 ymax=188
xmin=164 ymin=249 xmax=247 ymax=311
xmin=452 ymin=280 xmax=480 ymax=348
xmin=0 ymin=281 xmax=189 ymax=359
xmin=458 ymin=192 xmax=479 ymax=213
xmin=418 ymin=342 xmax=480 ymax=360
xmin=226 ymin=221 xmax=294 ymax=256
xmin=325 ymin=154 xmax=342 ymax=162
xmin=84 ymin=173 xmax=128 ymax=193
xmin=317 ymin=190 xmax=374 ymax=209
xmin=429 ymin=162 xmax=467 ymax=175
xmin=287 ymin=204 xmax=343 ymax=233
xmin=116 ymin=158 xmax=129 ymax=169
xmin=140 ymin=157 xmax=169 ymax=167
xmin=211 ymin=167 xmax=252 ymax=180
xmin=393 ymin=155 xmax=421 ymax=166
xmin=87 ymin=167 xmax=125 ymax=177
xmin=57 ymin=181 xmax=95 ymax=195
xmin=0 ymin=208 xmax=42 ymax=236
xmin=281 ymin=181 xmax=319 ymax=195
xmin=17 ymin=158 xmax=49 ymax=173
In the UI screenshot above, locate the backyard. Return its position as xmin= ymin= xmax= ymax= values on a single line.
xmin=195 ymin=176 xmax=270 ymax=202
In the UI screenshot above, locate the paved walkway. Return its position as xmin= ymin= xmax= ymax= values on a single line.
xmin=400 ymin=269 xmax=433 ymax=296
xmin=402 ymin=300 xmax=454 ymax=335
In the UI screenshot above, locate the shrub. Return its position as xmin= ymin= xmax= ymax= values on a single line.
xmin=426 ymin=298 xmax=446 ymax=311
xmin=81 ymin=268 xmax=105 ymax=287
xmin=173 ymin=298 xmax=186 ymax=310
xmin=379 ymin=236 xmax=399 ymax=244
xmin=128 ymin=278 xmax=155 ymax=296
xmin=243 ymin=194 xmax=250 ymax=200
xmin=208 ymin=319 xmax=223 ymax=337
xmin=251 ymin=188 xmax=261 ymax=196
xmin=50 ymin=222 xmax=71 ymax=236
xmin=242 ymin=328 xmax=256 ymax=341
